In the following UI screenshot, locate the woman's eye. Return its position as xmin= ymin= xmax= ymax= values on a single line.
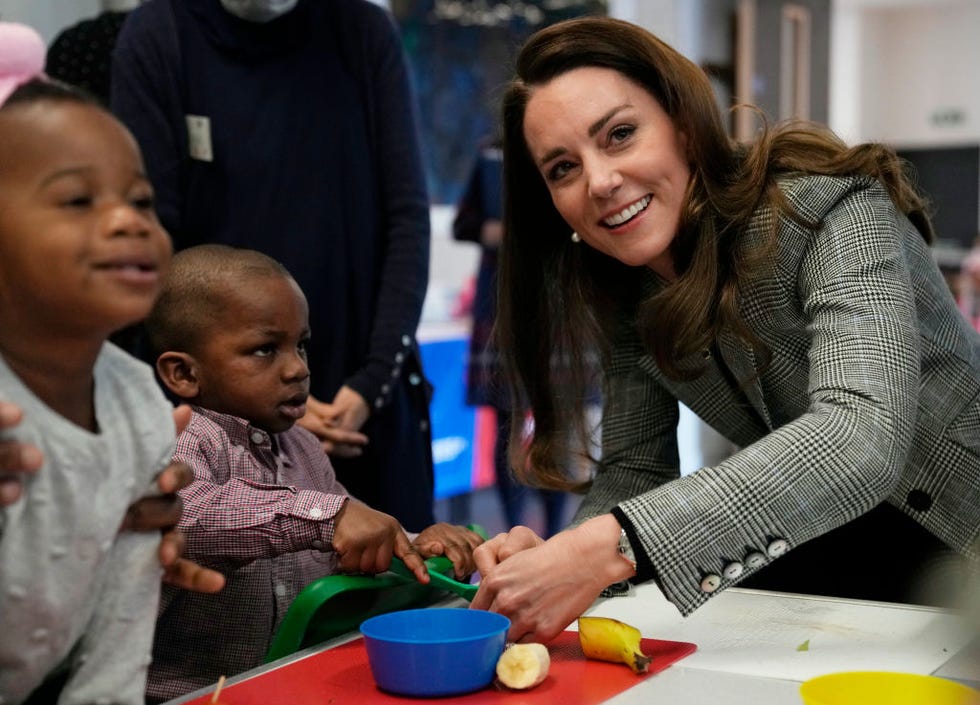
xmin=547 ymin=160 xmax=575 ymax=182
xmin=253 ymin=345 xmax=275 ymax=358
xmin=298 ymin=338 xmax=310 ymax=356
xmin=609 ymin=124 xmax=635 ymax=144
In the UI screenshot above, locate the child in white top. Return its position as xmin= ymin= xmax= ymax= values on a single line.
xmin=0 ymin=77 xmax=176 ymax=705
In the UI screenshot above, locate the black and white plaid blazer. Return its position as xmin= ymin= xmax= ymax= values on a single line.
xmin=576 ymin=174 xmax=980 ymax=614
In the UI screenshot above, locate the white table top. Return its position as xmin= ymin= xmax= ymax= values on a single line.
xmin=582 ymin=584 xmax=979 ymax=703
xmin=166 ymin=584 xmax=979 ymax=705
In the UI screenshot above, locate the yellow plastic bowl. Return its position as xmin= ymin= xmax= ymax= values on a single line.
xmin=800 ymin=671 xmax=980 ymax=705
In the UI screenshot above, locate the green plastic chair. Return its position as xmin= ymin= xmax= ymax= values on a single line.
xmin=265 ymin=525 xmax=487 ymax=663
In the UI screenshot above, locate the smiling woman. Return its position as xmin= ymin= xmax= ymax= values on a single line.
xmin=468 ymin=16 xmax=980 ymax=645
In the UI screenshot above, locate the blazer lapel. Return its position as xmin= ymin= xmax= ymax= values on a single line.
xmin=718 ymin=329 xmax=773 ymax=431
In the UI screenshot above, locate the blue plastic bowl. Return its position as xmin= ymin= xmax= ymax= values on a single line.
xmin=360 ymin=607 xmax=510 ymax=697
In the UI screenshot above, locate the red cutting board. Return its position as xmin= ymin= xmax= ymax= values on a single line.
xmin=184 ymin=631 xmax=696 ymax=705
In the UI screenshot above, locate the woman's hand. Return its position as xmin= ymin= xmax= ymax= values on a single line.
xmin=470 ymin=515 xmax=633 ymax=643
xmin=297 ymin=391 xmax=370 ymax=457
xmin=412 ymin=523 xmax=485 ymax=579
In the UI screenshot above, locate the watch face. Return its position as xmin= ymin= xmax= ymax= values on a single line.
xmin=618 ymin=528 xmax=637 ymax=571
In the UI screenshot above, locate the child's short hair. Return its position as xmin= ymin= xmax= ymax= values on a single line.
xmin=1 ymin=76 xmax=102 ymax=112
xmin=146 ymin=244 xmax=291 ymax=356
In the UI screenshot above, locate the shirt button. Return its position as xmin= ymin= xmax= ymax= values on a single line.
xmin=745 ymin=551 xmax=766 ymax=568
xmin=391 ymin=367 xmax=400 ymax=378
xmin=309 ymin=506 xmax=323 ymax=519
xmin=32 ymin=628 xmax=49 ymax=642
xmin=408 ymin=373 xmax=421 ymax=386
xmin=395 ymin=352 xmax=405 ymax=364
xmin=375 ymin=398 xmax=384 ymax=409
xmin=419 ymin=419 xmax=429 ymax=432
xmin=723 ymin=562 xmax=744 ymax=580
xmin=767 ymin=539 xmax=789 ymax=558
xmin=275 ymin=583 xmax=287 ymax=598
xmin=381 ymin=384 xmax=390 ymax=394
xmin=251 ymin=431 xmax=265 ymax=444
xmin=700 ymin=574 xmax=722 ymax=593
xmin=7 ymin=584 xmax=26 ymax=599
xmin=50 ymin=545 xmax=67 ymax=559
xmin=402 ymin=335 xmax=411 ymax=346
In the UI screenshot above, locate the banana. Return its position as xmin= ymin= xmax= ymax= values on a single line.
xmin=577 ymin=616 xmax=652 ymax=674
xmin=495 ymin=642 xmax=551 ymax=690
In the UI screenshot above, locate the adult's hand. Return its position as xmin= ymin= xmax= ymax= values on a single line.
xmin=470 ymin=514 xmax=633 ymax=643
xmin=297 ymin=392 xmax=369 ymax=457
xmin=331 ymin=498 xmax=427 ymax=580
xmin=0 ymin=401 xmax=44 ymax=505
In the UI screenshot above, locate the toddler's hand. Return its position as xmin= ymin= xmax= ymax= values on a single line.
xmin=332 ymin=499 xmax=426 ymax=579
xmin=412 ymin=523 xmax=485 ymax=579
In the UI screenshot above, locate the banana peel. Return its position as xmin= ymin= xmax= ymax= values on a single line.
xmin=577 ymin=616 xmax=652 ymax=674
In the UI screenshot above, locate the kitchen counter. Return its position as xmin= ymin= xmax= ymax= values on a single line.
xmin=164 ymin=583 xmax=979 ymax=704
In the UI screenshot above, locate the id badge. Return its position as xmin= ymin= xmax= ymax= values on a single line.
xmin=185 ymin=114 xmax=213 ymax=162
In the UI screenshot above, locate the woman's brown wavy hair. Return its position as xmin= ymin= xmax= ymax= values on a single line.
xmin=496 ymin=17 xmax=931 ymax=491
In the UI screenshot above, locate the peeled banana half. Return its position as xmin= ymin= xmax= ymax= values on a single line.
xmin=495 ymin=642 xmax=551 ymax=690
xmin=577 ymin=616 xmax=653 ymax=674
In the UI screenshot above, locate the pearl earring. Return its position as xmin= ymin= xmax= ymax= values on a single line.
xmin=571 ymin=231 xmax=581 ymax=243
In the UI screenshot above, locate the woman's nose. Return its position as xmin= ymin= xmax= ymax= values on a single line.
xmin=585 ymin=159 xmax=623 ymax=199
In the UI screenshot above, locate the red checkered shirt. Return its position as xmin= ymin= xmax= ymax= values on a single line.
xmin=146 ymin=407 xmax=349 ymax=702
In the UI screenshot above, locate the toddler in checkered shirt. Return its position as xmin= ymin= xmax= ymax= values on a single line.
xmin=142 ymin=244 xmax=485 ymax=701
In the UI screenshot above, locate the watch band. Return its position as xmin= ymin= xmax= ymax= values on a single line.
xmin=617 ymin=527 xmax=637 ymax=573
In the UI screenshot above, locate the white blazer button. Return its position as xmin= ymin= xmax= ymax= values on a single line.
xmin=745 ymin=551 xmax=766 ymax=568
xmin=723 ymin=562 xmax=744 ymax=579
xmin=700 ymin=574 xmax=722 ymax=593
xmin=767 ymin=539 xmax=789 ymax=558
xmin=251 ymin=431 xmax=265 ymax=444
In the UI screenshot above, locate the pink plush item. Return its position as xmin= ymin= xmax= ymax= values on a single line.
xmin=0 ymin=22 xmax=47 ymax=106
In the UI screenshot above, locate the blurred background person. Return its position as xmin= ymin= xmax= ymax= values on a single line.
xmin=46 ymin=0 xmax=143 ymax=107
xmin=453 ymin=138 xmax=568 ymax=537
xmin=110 ymin=0 xmax=435 ymax=531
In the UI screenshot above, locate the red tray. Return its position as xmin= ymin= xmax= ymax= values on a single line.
xmin=185 ymin=631 xmax=696 ymax=705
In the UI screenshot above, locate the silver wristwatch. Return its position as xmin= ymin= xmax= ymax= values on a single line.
xmin=617 ymin=527 xmax=637 ymax=573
